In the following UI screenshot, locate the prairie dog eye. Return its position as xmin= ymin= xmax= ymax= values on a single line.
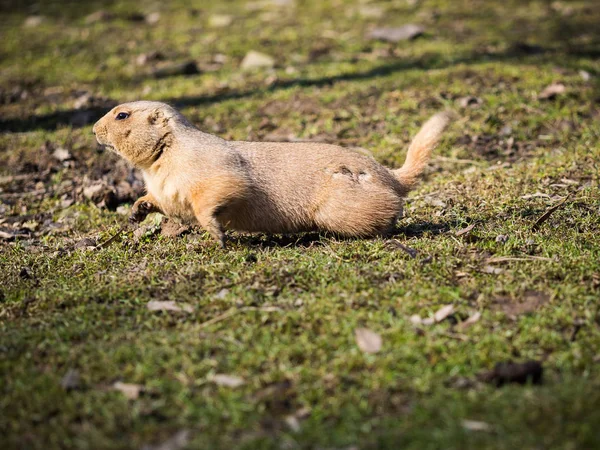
xmin=116 ymin=112 xmax=130 ymax=120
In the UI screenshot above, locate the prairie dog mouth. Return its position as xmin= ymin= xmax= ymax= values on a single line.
xmin=96 ymin=142 xmax=116 ymax=153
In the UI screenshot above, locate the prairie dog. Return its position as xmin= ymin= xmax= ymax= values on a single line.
xmin=93 ymin=101 xmax=451 ymax=246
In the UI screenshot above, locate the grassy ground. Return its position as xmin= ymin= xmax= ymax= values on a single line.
xmin=1 ymin=0 xmax=600 ymax=448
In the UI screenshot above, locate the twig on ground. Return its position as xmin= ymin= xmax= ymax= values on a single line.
xmin=95 ymin=226 xmax=127 ymax=249
xmin=486 ymin=256 xmax=555 ymax=263
xmin=198 ymin=306 xmax=283 ymax=329
xmin=532 ymin=195 xmax=570 ymax=231
xmin=388 ymin=240 xmax=418 ymax=258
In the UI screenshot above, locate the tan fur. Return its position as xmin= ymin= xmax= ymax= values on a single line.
xmin=93 ymin=101 xmax=452 ymax=245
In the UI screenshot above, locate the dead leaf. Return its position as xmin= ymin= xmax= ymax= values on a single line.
xmin=424 ymin=196 xmax=447 ymax=208
xmin=284 ymin=406 xmax=311 ymax=433
xmin=462 ymin=420 xmax=492 ymax=431
xmin=434 ymin=304 xmax=454 ymax=322
xmin=85 ymin=10 xmax=114 ymax=24
xmin=532 ymin=195 xmax=569 ymax=231
xmin=358 ymin=5 xmax=384 ymax=18
xmin=0 ymin=230 xmax=29 ymax=241
xmin=52 ymin=147 xmax=72 ymax=162
xmin=113 ymin=381 xmax=143 ymax=400
xmin=146 ymin=301 xmax=193 ymax=313
xmin=355 ymin=328 xmax=382 ymax=354
xmin=161 ymin=218 xmax=190 ymax=237
xmin=74 ymin=237 xmax=97 ymax=250
xmin=388 ymin=240 xmax=417 ymax=258
xmin=481 ymin=265 xmax=504 ymax=275
xmin=210 ymin=374 xmax=245 ymax=388
xmin=368 ymin=24 xmax=424 ymax=42
xmin=141 ymin=430 xmax=190 ymax=450
xmin=145 ymin=12 xmax=160 ymax=25
xmin=209 ymin=14 xmax=233 ymax=27
xmin=459 ymin=311 xmax=481 ymax=329
xmin=61 ymin=369 xmax=80 ymax=391
xmin=24 ymin=15 xmax=44 ymax=27
xmin=455 ymin=223 xmax=475 ymax=236
xmin=538 ymin=83 xmax=566 ymax=100
xmin=521 ymin=192 xmax=550 ymax=200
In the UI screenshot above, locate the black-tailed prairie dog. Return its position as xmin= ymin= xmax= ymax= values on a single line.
xmin=93 ymin=101 xmax=452 ymax=246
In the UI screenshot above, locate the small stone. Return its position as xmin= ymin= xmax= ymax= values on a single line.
xmin=538 ymin=83 xmax=566 ymax=100
xmin=579 ymin=70 xmax=591 ymax=82
xmin=209 ymin=14 xmax=233 ymax=27
xmin=241 ymin=51 xmax=275 ymax=70
xmin=52 ymin=147 xmax=72 ymax=162
xmin=24 ymin=16 xmax=44 ymax=27
xmin=358 ymin=5 xmax=384 ymax=18
xmin=495 ymin=234 xmax=508 ymax=243
xmin=145 ymin=12 xmax=161 ymax=25
xmin=214 ymin=288 xmax=229 ymax=299
xmin=368 ymin=24 xmax=424 ymax=42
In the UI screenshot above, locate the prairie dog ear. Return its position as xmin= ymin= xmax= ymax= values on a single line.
xmin=148 ymin=108 xmax=166 ymax=125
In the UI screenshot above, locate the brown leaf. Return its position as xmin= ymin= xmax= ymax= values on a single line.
xmin=146 ymin=301 xmax=193 ymax=313
xmin=210 ymin=374 xmax=245 ymax=388
xmin=113 ymin=381 xmax=143 ymax=400
xmin=455 ymin=223 xmax=475 ymax=236
xmin=355 ymin=328 xmax=382 ymax=353
xmin=434 ymin=304 xmax=454 ymax=322
xmin=458 ymin=311 xmax=481 ymax=329
xmin=85 ymin=10 xmax=114 ymax=24
xmin=161 ymin=218 xmax=190 ymax=237
xmin=481 ymin=265 xmax=503 ymax=275
xmin=538 ymin=83 xmax=566 ymax=100
xmin=532 ymin=195 xmax=569 ymax=231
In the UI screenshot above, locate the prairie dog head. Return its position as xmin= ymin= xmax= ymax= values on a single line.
xmin=93 ymin=101 xmax=184 ymax=168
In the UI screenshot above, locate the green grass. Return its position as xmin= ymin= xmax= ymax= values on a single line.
xmin=1 ymin=0 xmax=600 ymax=448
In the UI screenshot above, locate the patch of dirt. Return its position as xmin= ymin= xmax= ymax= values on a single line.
xmin=492 ymin=290 xmax=550 ymax=318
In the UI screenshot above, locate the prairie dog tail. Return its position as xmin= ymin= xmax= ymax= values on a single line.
xmin=393 ymin=111 xmax=453 ymax=189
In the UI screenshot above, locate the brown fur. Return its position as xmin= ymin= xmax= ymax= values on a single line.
xmin=93 ymin=101 xmax=452 ymax=246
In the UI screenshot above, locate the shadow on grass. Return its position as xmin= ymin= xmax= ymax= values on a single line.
xmin=1 ymin=0 xmax=599 ymax=133
xmin=2 ymin=46 xmax=599 ymax=134
xmin=226 ymin=218 xmax=465 ymax=249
